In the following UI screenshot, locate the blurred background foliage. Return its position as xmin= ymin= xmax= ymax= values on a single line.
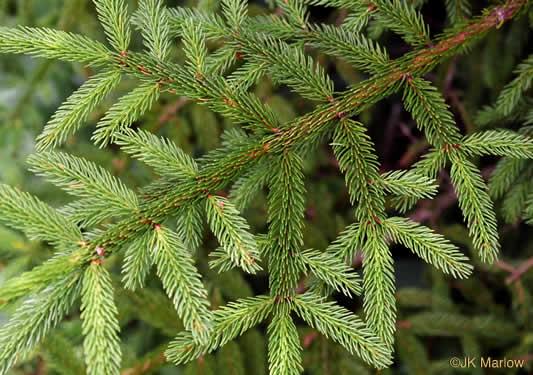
xmin=1 ymin=0 xmax=533 ymax=374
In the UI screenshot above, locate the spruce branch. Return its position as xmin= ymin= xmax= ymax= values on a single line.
xmin=198 ymin=74 xmax=281 ymax=132
xmin=115 ymin=128 xmax=198 ymax=181
xmin=135 ymin=0 xmax=171 ymax=61
xmin=449 ymin=151 xmax=500 ymax=263
xmin=0 ymin=26 xmax=113 ymax=65
xmin=229 ymin=163 xmax=270 ymax=211
xmin=461 ymin=130 xmax=533 ymax=158
xmin=0 ymin=250 xmax=85 ymax=306
xmin=35 ymin=70 xmax=122 ymax=151
xmin=275 ymin=0 xmax=309 ymax=29
xmin=373 ymin=0 xmax=431 ymax=46
xmin=59 ymin=198 xmax=127 ymax=229
xmin=181 ymin=18 xmax=210 ymax=79
xmin=326 ymin=222 xmax=365 ymax=263
xmin=403 ymin=77 xmax=461 ymax=148
xmin=381 ymin=170 xmax=438 ymax=200
xmin=362 ymin=225 xmax=396 ymax=350
xmin=343 ymin=3 xmax=375 ymax=32
xmin=92 ymin=82 xmax=160 ymax=147
xmin=208 ymin=246 xmax=238 ymax=273
xmin=267 ymin=152 xmax=306 ymax=298
xmin=524 ymin=192 xmax=533 ymax=225
xmin=227 ymin=59 xmax=268 ymax=91
xmin=0 ymin=0 xmax=530 ymax=373
xmin=502 ymin=180 xmax=532 ymax=223
xmin=166 ymin=7 xmax=227 ymax=40
xmin=205 ymin=195 xmax=262 ymax=274
xmin=152 ymin=225 xmax=213 ymax=343
xmin=267 ymin=307 xmax=303 ymax=375
xmin=233 ymin=31 xmax=335 ymax=102
xmin=445 ymin=0 xmax=471 ymax=24
xmin=166 ymin=296 xmax=274 ymax=365
xmin=86 ymin=3 xmax=526 ymax=250
xmin=27 ymin=151 xmax=138 ymax=213
xmin=81 ymin=261 xmax=122 ymax=375
xmin=303 ymin=24 xmax=390 ymax=74
xmin=299 ymin=0 xmax=361 ymax=9
xmin=0 ymin=272 xmax=82 ymax=375
xmin=332 ymin=118 xmax=385 ymax=222
xmin=494 ymin=53 xmax=533 ymax=117
xmin=121 ymin=229 xmax=154 ymax=290
xmin=293 ymin=292 xmax=393 ymax=369
xmin=222 ymin=0 xmax=248 ymax=29
xmin=0 ymin=184 xmax=82 ymax=249
xmin=176 ymin=202 xmax=205 ymax=253
xmin=93 ymin=0 xmax=131 ymax=53
xmin=300 ymin=248 xmax=362 ymax=297
xmin=488 ymin=126 xmax=533 ymax=199
xmin=382 ymin=217 xmax=473 ymax=278
xmin=410 ymin=148 xmax=448 ymax=180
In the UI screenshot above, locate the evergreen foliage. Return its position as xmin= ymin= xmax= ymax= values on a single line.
xmin=0 ymin=0 xmax=533 ymax=374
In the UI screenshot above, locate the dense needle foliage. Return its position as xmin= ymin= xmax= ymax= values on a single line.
xmin=1 ymin=0 xmax=533 ymax=374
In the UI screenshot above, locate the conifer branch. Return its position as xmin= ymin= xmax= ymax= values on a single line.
xmin=81 ymin=261 xmax=122 ymax=375
xmin=494 ymin=53 xmax=533 ymax=117
xmin=222 ymin=0 xmax=248 ymax=29
xmin=361 ymin=225 xmax=397 ymax=350
xmin=267 ymin=152 xmax=306 ymax=298
xmin=267 ymin=307 xmax=303 ymax=375
xmin=326 ymin=222 xmax=365 ymax=262
xmin=382 ymin=217 xmax=473 ymax=278
xmin=233 ymin=32 xmax=335 ymax=102
xmin=27 ymin=151 xmax=138 ymax=212
xmin=0 ymin=273 xmax=82 ymax=375
xmin=332 ymin=118 xmax=385 ymax=222
xmin=381 ymin=170 xmax=438 ymax=200
xmin=165 ymin=296 xmax=274 ymax=364
xmin=275 ymin=0 xmax=309 ymax=29
xmin=121 ymin=229 xmax=154 ymax=290
xmin=409 ymin=149 xmax=448 ymax=180
xmin=293 ymin=292 xmax=393 ymax=369
xmin=461 ymin=130 xmax=533 ymax=158
xmin=300 ymin=249 xmax=362 ymax=297
xmin=403 ymin=77 xmax=461 ymax=147
xmin=445 ymin=0 xmax=471 ymax=25
xmin=181 ymin=19 xmax=208 ymax=76
xmin=97 ymin=0 xmax=524 ymax=213
xmin=59 ymin=198 xmax=126 ymax=229
xmin=93 ymin=0 xmax=131 ymax=53
xmin=152 ymin=225 xmax=213 ymax=343
xmin=0 ymin=26 xmax=113 ymax=65
xmin=208 ymin=246 xmax=238 ymax=273
xmin=373 ymin=0 xmax=432 ymax=47
xmin=92 ymin=82 xmax=161 ymax=147
xmin=0 ymin=184 xmax=82 ymax=249
xmin=36 ymin=70 xmax=122 ymax=151
xmin=229 ymin=163 xmax=270 ymax=211
xmin=136 ymin=0 xmax=171 ymax=61
xmin=502 ymin=179 xmax=532 ymax=223
xmin=0 ymin=250 xmax=85 ymax=306
xmin=205 ymin=195 xmax=262 ymax=274
xmin=176 ymin=202 xmax=205 ymax=253
xmin=115 ymin=128 xmax=198 ymax=181
xmin=449 ymin=151 xmax=500 ymax=263
xmin=0 ymin=1 xmax=528 ymax=373
xmin=303 ymin=24 xmax=390 ymax=74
